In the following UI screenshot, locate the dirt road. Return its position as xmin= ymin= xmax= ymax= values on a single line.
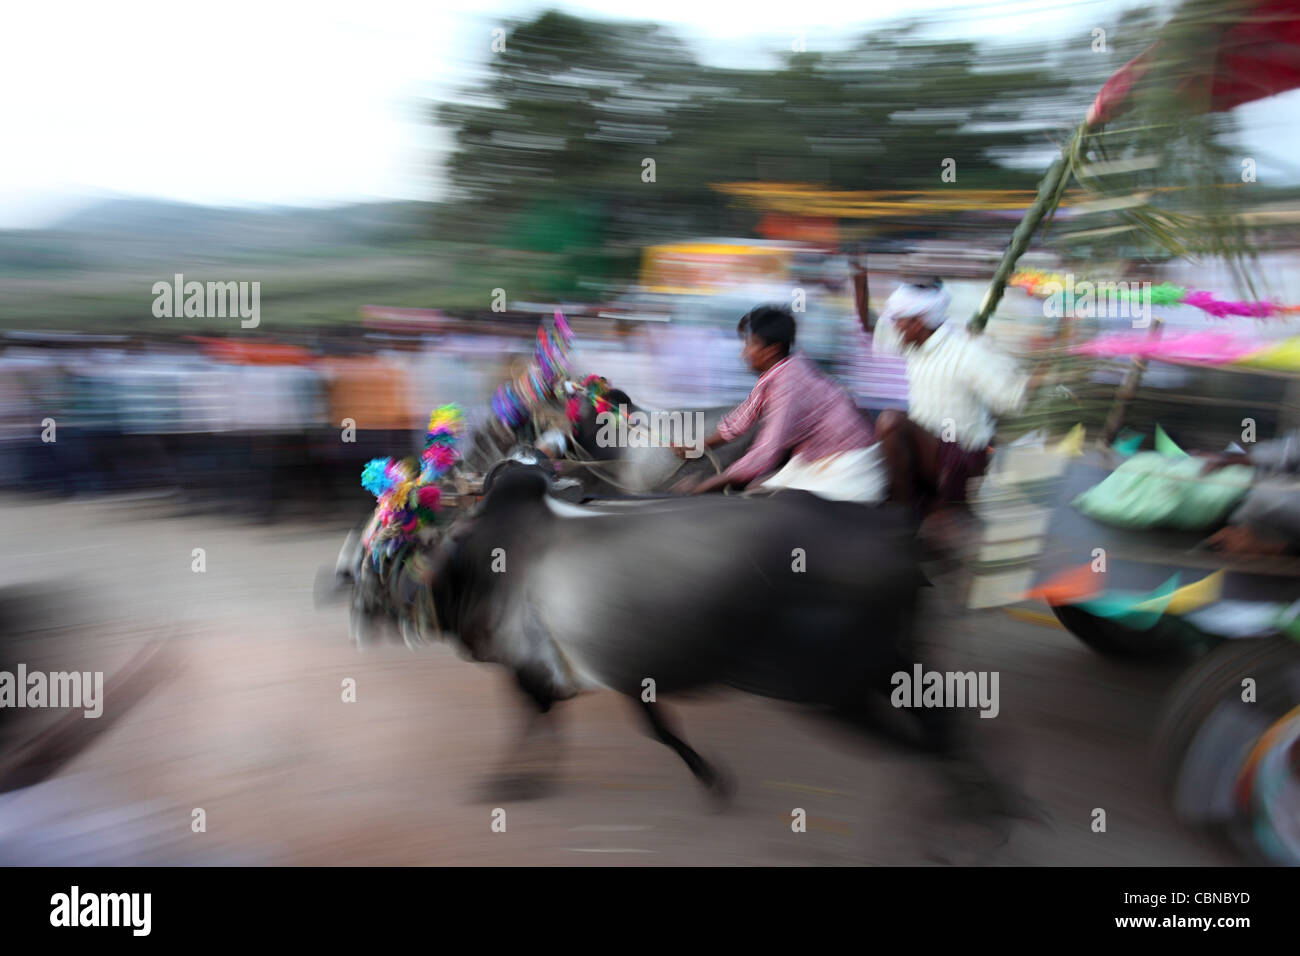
xmin=0 ymin=494 xmax=1235 ymax=865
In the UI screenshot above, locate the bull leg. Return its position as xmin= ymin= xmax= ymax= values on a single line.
xmin=478 ymin=667 xmax=562 ymax=802
xmin=916 ymin=721 xmax=1051 ymax=856
xmin=635 ymin=699 xmax=734 ymax=807
xmin=827 ymin=671 xmax=1043 ymax=846
xmin=824 ymin=660 xmax=955 ymax=755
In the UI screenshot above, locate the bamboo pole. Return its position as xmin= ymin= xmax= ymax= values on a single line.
xmin=1102 ymin=317 xmax=1164 ymax=445
xmin=969 ymin=121 xmax=1088 ymax=334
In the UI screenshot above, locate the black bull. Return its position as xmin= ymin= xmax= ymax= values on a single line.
xmin=421 ymin=466 xmax=1033 ymax=826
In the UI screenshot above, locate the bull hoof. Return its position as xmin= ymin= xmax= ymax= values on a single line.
xmin=942 ymin=760 xmax=1045 ymax=830
xmin=702 ymin=769 xmax=736 ymax=811
xmin=921 ymin=819 xmax=1012 ymax=866
xmin=477 ymin=772 xmax=551 ymax=803
xmin=1003 ymin=792 xmax=1054 ymax=829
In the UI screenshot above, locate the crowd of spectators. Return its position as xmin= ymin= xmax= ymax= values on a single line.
xmin=0 ymin=293 xmax=915 ymax=520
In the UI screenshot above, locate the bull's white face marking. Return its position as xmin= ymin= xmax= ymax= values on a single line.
xmin=509 ymin=450 xmax=540 ymax=465
xmin=542 ymin=495 xmax=708 ymax=520
xmin=537 ymin=428 xmax=568 ymax=457
xmin=544 ymin=497 xmax=612 ymax=519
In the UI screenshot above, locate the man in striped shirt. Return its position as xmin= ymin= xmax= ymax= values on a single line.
xmin=672 ymin=305 xmax=886 ymax=503
xmin=873 ymin=280 xmax=1042 ymax=513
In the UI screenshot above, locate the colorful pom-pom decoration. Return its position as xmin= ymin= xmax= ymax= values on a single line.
xmin=564 ymin=372 xmax=622 ymax=424
xmin=360 ymin=404 xmax=466 ymax=563
xmin=426 ymin=406 xmax=463 ymax=437
xmin=422 ymin=442 xmax=458 ymax=474
xmin=361 ymin=458 xmax=396 ymax=497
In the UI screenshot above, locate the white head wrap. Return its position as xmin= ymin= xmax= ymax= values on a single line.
xmin=880 ymin=281 xmax=951 ymax=330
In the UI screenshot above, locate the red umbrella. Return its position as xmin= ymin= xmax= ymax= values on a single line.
xmin=1087 ymin=0 xmax=1300 ymax=127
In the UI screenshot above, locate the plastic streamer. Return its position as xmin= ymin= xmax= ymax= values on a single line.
xmin=491 ymin=310 xmax=575 ymax=428
xmin=1010 ymin=269 xmax=1300 ymax=320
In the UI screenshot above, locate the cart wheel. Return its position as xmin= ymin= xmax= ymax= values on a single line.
xmin=1051 ymin=603 xmax=1205 ymax=660
xmin=1154 ymin=636 xmax=1300 ymax=865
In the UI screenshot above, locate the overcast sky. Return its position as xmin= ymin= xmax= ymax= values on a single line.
xmin=2 ymin=0 xmax=1297 ymax=228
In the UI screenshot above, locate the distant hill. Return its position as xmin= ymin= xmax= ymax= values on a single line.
xmin=0 ymin=198 xmax=438 ymax=273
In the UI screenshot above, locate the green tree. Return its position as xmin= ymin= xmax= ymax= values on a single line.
xmin=434 ymin=9 xmax=1154 ymax=296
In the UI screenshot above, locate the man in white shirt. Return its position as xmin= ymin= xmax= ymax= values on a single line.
xmin=873 ymin=279 xmax=1043 ymax=513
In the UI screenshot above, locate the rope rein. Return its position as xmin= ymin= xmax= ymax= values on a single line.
xmin=561 ymin=417 xmax=724 ymax=492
